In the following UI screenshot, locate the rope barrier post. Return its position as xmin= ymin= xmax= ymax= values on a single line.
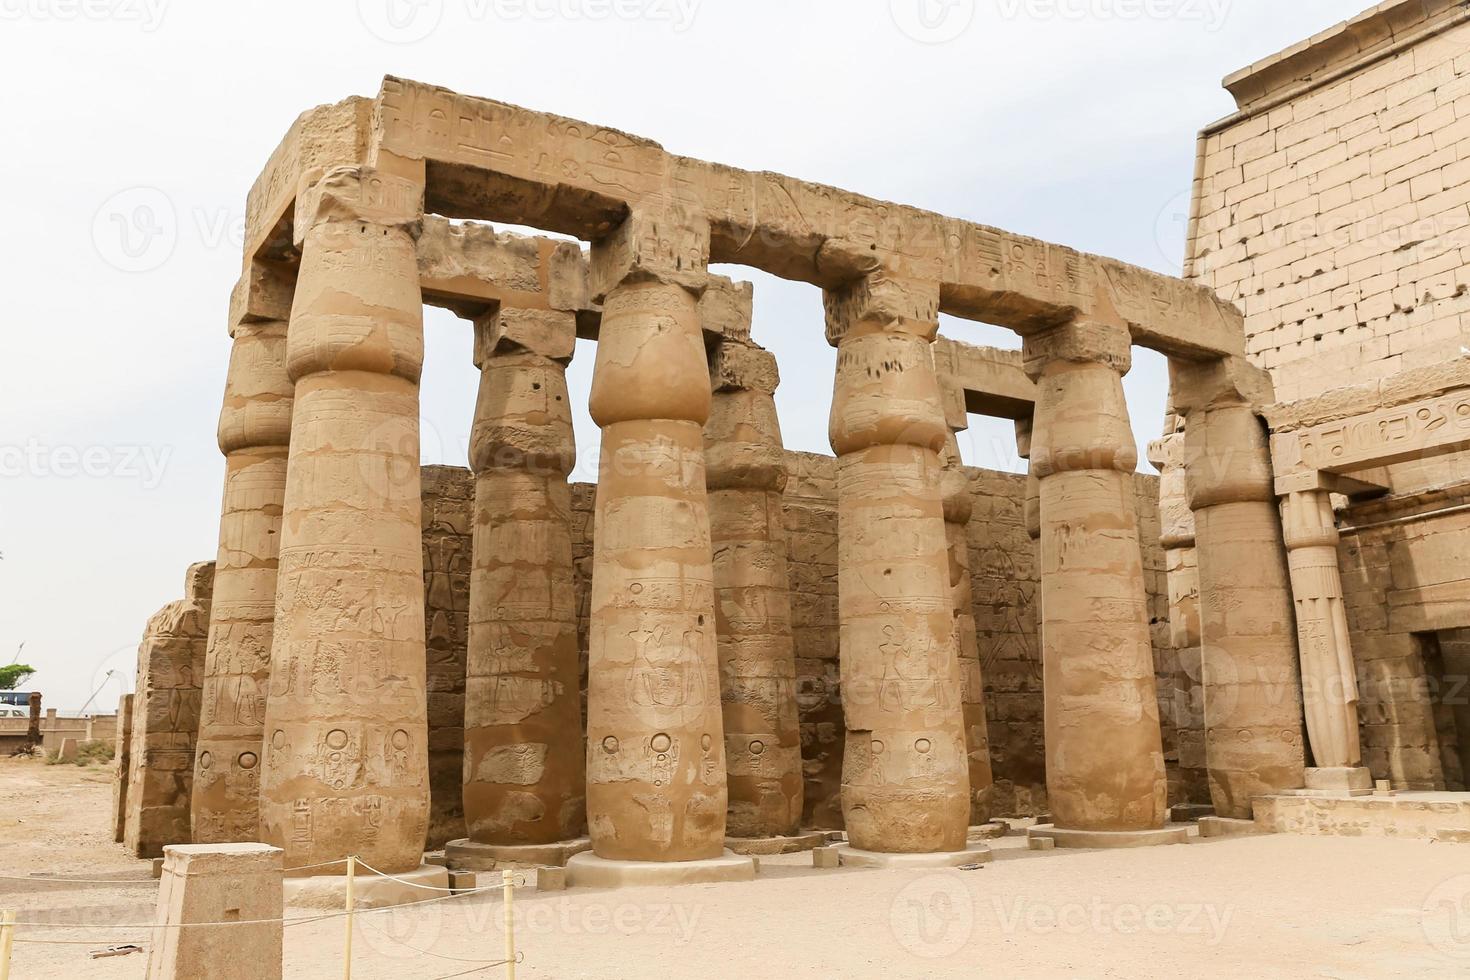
xmin=503 ymin=872 xmax=515 ymax=980
xmin=343 ymin=855 xmax=356 ymax=980
xmin=0 ymin=909 xmax=15 ymax=980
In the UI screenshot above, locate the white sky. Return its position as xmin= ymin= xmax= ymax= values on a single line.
xmin=0 ymin=0 xmax=1373 ymax=710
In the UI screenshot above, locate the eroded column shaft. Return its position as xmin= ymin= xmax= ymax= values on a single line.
xmin=464 ymin=309 xmax=586 ymax=845
xmin=941 ymin=433 xmax=994 ymax=825
xmin=259 ymin=168 xmax=430 ymax=873
xmin=706 ymin=340 xmax=802 ymax=839
xmin=1185 ymin=402 xmax=1307 ymax=816
xmin=192 ymin=317 xmax=293 ymax=843
xmin=1280 ymin=489 xmax=1363 ymax=769
xmin=1026 ymin=322 xmax=1165 ymax=833
xmin=585 ymin=233 xmax=726 ymax=860
xmin=828 ymin=304 xmax=969 ymax=854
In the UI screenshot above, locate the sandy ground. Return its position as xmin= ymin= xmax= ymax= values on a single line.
xmin=4 ymin=755 xmax=1470 ymax=978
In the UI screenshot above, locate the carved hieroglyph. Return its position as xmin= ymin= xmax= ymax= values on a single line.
xmin=463 ymin=306 xmax=586 ymax=846
xmin=827 ymin=276 xmax=970 ymax=854
xmin=1176 ymin=362 xmax=1307 ymax=817
xmin=192 ymin=315 xmax=293 ymax=843
xmin=259 ymin=167 xmax=431 ymax=873
xmin=125 ymin=563 xmax=214 ymax=858
xmin=583 ymin=208 xmax=727 ymax=862
xmin=940 ymin=432 xmax=995 ymax=825
xmin=1024 ymin=321 xmax=1166 ymax=832
xmin=705 ymin=336 xmax=803 ymax=839
xmin=1279 ymin=488 xmax=1363 ymax=770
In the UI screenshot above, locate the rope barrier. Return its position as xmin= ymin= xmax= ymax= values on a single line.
xmin=0 ymin=875 xmax=155 ymax=885
xmin=353 ymin=860 xmax=522 ymax=894
xmin=429 ymin=960 xmax=516 ymax=980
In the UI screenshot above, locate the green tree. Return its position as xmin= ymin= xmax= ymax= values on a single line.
xmin=0 ymin=664 xmax=35 ymax=690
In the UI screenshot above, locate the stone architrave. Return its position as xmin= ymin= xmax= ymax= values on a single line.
xmin=1279 ymin=484 xmax=1366 ymax=774
xmin=1175 ymin=358 xmax=1307 ymax=817
xmin=125 ymin=563 xmax=215 ymax=859
xmin=258 ymin=166 xmax=431 ymax=874
xmin=825 ymin=273 xmax=970 ymax=855
xmin=582 ymin=206 xmax=728 ymax=862
xmin=705 ymin=337 xmax=804 ymax=841
xmin=1023 ymin=319 xmax=1167 ymax=834
xmin=939 ymin=431 xmax=995 ymax=825
xmin=461 ymin=305 xmax=587 ymax=850
xmin=192 ymin=296 xmax=294 ymax=844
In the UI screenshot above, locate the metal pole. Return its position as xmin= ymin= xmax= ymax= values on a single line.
xmin=0 ymin=909 xmax=15 ymax=980
xmin=343 ymin=856 xmax=355 ymax=980
xmin=504 ymin=872 xmax=516 ymax=980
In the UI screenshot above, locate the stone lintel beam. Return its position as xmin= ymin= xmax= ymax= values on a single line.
xmin=301 ymin=75 xmax=1248 ymax=361
xmin=933 ymin=338 xmax=1037 ymax=429
xmin=1271 ymin=386 xmax=1470 ymax=478
xmin=228 ymin=259 xmax=296 ymax=337
xmin=1170 ymin=355 xmax=1275 ymax=415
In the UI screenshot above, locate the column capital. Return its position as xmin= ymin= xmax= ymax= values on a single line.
xmin=229 ymin=260 xmax=294 ymax=337
xmin=589 ymin=202 xmax=710 ymax=302
xmin=292 ymin=166 xmax=424 ymax=245
xmin=472 ymin=306 xmax=576 ymax=368
xmin=1021 ymin=319 xmax=1131 ymax=380
xmin=710 ymin=340 xmax=779 ymax=395
xmin=1170 ymin=355 xmax=1274 ymax=415
xmin=1279 ymin=487 xmax=1340 ymax=551
xmin=823 ymin=271 xmax=940 ymax=346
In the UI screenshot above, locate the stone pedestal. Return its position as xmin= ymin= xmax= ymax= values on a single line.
xmin=125 ymin=563 xmax=215 ymax=859
xmin=833 ymin=842 xmax=992 ymax=868
xmin=1027 ymin=824 xmax=1188 ymax=849
xmin=1280 ymin=486 xmax=1365 ymax=770
xmin=705 ymin=338 xmax=804 ymax=842
xmin=1023 ymin=320 xmax=1166 ymax=833
xmin=1176 ymin=362 xmax=1308 ymax=818
xmin=147 ymin=843 xmax=282 ymax=980
xmin=565 ymin=849 xmax=756 ymax=888
xmin=259 ymin=167 xmax=431 ymax=874
xmin=193 ymin=312 xmax=293 ymax=844
xmin=583 ymin=210 xmax=727 ymax=862
xmin=463 ymin=306 xmax=586 ymax=855
xmin=824 ymin=276 xmax=970 ymax=855
xmin=284 ymin=863 xmax=450 ymax=910
xmin=1299 ymin=766 xmax=1374 ymax=796
xmin=445 ymin=836 xmax=591 ymax=870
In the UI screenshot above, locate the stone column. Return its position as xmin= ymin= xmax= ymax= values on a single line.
xmin=824 ymin=275 xmax=973 ymax=859
xmin=1279 ymin=482 xmax=1369 ymax=785
xmin=125 ymin=564 xmax=214 ymax=858
xmin=454 ymin=305 xmax=587 ymax=868
xmin=1146 ymin=428 xmax=1208 ymax=809
xmin=259 ymin=167 xmax=431 ymax=874
xmin=579 ymin=208 xmax=735 ymax=870
xmin=1023 ymin=320 xmax=1174 ymax=844
xmin=192 ymin=304 xmax=294 ymax=843
xmin=147 ymin=843 xmax=283 ymax=980
xmin=1175 ymin=358 xmax=1307 ymax=816
xmin=705 ymin=337 xmax=806 ymax=846
xmin=113 ymin=693 xmax=134 ymax=842
xmin=940 ymin=432 xmax=995 ymax=826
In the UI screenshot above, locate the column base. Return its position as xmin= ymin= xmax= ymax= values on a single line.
xmin=565 ymin=849 xmax=756 ymax=888
xmin=834 ymin=842 xmax=992 ymax=869
xmin=1198 ymin=816 xmax=1271 ymax=839
xmin=444 ymin=837 xmax=592 ymax=871
xmin=968 ymin=822 xmax=1010 ymax=841
xmin=1027 ymin=825 xmax=1189 ymax=849
xmin=284 ymin=863 xmax=448 ymax=910
xmin=724 ymin=832 xmax=827 ymax=855
xmin=1293 ymin=767 xmax=1374 ymax=797
xmin=1169 ymin=803 xmax=1216 ymax=823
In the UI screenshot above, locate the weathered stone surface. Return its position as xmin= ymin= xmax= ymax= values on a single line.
xmin=125 ymin=563 xmax=215 ymax=859
xmin=259 ymin=166 xmax=430 ymax=874
xmin=147 ymin=843 xmax=283 ymax=980
xmin=422 ymin=465 xmax=472 ymax=849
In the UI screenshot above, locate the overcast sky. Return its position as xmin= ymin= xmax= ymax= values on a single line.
xmin=0 ymin=0 xmax=1374 ymax=710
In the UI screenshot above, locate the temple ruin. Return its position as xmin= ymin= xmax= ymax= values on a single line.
xmin=114 ymin=0 xmax=1470 ymax=893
